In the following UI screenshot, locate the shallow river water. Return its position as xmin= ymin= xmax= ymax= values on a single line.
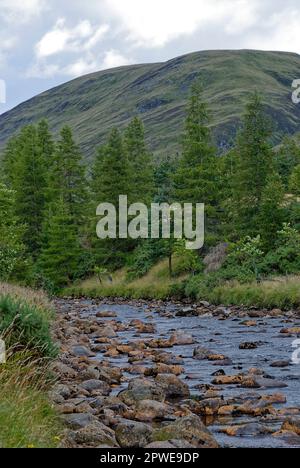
xmin=69 ymin=299 xmax=300 ymax=448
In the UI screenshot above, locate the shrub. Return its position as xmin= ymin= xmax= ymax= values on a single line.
xmin=0 ymin=295 xmax=57 ymax=358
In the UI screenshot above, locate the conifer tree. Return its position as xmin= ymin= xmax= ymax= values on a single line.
xmin=258 ymin=172 xmax=285 ymax=250
xmin=0 ymin=183 xmax=25 ymax=280
xmin=37 ymin=119 xmax=55 ymax=167
xmin=289 ymin=164 xmax=300 ymax=196
xmin=92 ymin=129 xmax=130 ymax=266
xmin=47 ymin=126 xmax=87 ymax=225
xmin=38 ymin=197 xmax=80 ymax=288
xmin=232 ymin=93 xmax=274 ymax=236
xmin=10 ymin=126 xmax=47 ymax=255
xmin=124 ymin=117 xmax=154 ymax=205
xmin=174 ymin=81 xmax=220 ymax=240
xmin=274 ymin=136 xmax=300 ymax=188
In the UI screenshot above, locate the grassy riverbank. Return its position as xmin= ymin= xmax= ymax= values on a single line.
xmin=65 ymin=262 xmax=300 ymax=311
xmin=0 ymin=283 xmax=61 ymax=448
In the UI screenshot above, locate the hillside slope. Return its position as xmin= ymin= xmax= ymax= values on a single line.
xmin=1 ymin=49 xmax=300 ymax=159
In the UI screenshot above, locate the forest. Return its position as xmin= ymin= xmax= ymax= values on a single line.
xmin=0 ymin=83 xmax=300 ymax=307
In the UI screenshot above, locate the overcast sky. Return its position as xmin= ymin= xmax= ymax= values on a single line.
xmin=0 ymin=0 xmax=299 ymax=114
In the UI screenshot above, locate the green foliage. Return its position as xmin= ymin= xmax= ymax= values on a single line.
xmin=257 ymin=172 xmax=285 ymax=249
xmin=174 ymin=82 xmax=220 ymax=230
xmin=0 ymin=183 xmax=26 ymax=281
xmin=3 ymin=125 xmax=49 ymax=255
xmin=38 ymin=198 xmax=80 ymax=289
xmin=261 ymin=223 xmax=300 ymax=275
xmin=124 ymin=117 xmax=154 ymax=205
xmin=232 ymin=93 xmax=274 ymax=236
xmin=172 ymin=240 xmax=203 ymax=276
xmin=47 ymin=126 xmax=87 ymax=224
xmin=289 ymin=164 xmax=300 ymax=196
xmin=0 ymin=295 xmax=57 ymax=358
xmin=127 ymin=240 xmax=167 ymax=280
xmin=274 ymin=136 xmax=300 ymax=188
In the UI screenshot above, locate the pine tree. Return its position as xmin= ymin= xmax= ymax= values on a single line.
xmin=258 ymin=172 xmax=285 ymax=250
xmin=96 ymin=128 xmax=129 ymax=204
xmin=47 ymin=126 xmax=87 ymax=224
xmin=124 ymin=117 xmax=154 ymax=205
xmin=174 ymin=81 xmax=220 ymax=240
xmin=274 ymin=136 xmax=300 ymax=188
xmin=37 ymin=119 xmax=55 ymax=167
xmin=232 ymin=93 xmax=274 ymax=236
xmin=92 ymin=128 xmax=130 ymax=266
xmin=38 ymin=197 xmax=80 ymax=288
xmin=0 ymin=183 xmax=25 ymax=280
xmin=8 ymin=126 xmax=48 ymax=255
xmin=289 ymin=164 xmax=300 ymax=196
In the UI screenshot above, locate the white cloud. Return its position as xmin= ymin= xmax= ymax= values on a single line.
xmin=246 ymin=9 xmax=300 ymax=54
xmin=0 ymin=0 xmax=46 ymax=23
xmin=35 ymin=18 xmax=109 ymax=58
xmin=28 ymin=49 xmax=133 ymax=78
xmin=101 ymin=49 xmax=132 ymax=69
xmin=102 ymin=0 xmax=261 ymax=47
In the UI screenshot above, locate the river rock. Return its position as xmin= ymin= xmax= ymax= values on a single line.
xmin=155 ymin=374 xmax=190 ymax=399
xmin=63 ymin=413 xmax=96 ymax=430
xmin=72 ymin=346 xmax=94 ymax=357
xmin=115 ymin=420 xmax=153 ymax=447
xmin=118 ymin=378 xmax=165 ymax=405
xmin=96 ymin=311 xmax=118 ymax=318
xmin=97 ymin=326 xmax=117 ymax=338
xmin=71 ymin=421 xmax=118 ymax=446
xmin=281 ymin=327 xmax=300 ymax=334
xmin=134 ymin=399 xmax=173 ymax=422
xmin=193 ymin=346 xmax=212 ymax=360
xmin=153 ymin=415 xmax=218 ymax=448
xmin=80 ymin=379 xmax=111 ymax=395
xmin=169 ymin=332 xmax=195 ymax=346
xmin=282 ymin=417 xmax=300 ymax=435
xmin=270 ymin=361 xmax=290 ymax=368
xmin=146 ymin=440 xmax=194 ymax=448
xmin=52 ymin=362 xmax=77 ymax=379
xmin=221 ymin=423 xmax=272 ymax=437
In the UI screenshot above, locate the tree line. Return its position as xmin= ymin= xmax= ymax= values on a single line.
xmin=0 ymin=83 xmax=299 ymax=291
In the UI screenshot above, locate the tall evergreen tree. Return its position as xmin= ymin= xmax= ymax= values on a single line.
xmin=37 ymin=119 xmax=55 ymax=167
xmin=7 ymin=126 xmax=48 ymax=255
xmin=258 ymin=172 xmax=285 ymax=249
xmin=289 ymin=164 xmax=300 ymax=196
xmin=38 ymin=197 xmax=80 ymax=288
xmin=232 ymin=93 xmax=274 ymax=236
xmin=92 ymin=128 xmax=130 ymax=266
xmin=274 ymin=136 xmax=300 ymax=188
xmin=0 ymin=183 xmax=25 ymax=280
xmin=124 ymin=117 xmax=154 ymax=205
xmin=174 ymin=81 xmax=220 ymax=240
xmin=47 ymin=126 xmax=87 ymax=224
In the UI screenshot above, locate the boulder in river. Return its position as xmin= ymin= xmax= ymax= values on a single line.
xmin=115 ymin=419 xmax=153 ymax=447
xmin=153 ymin=415 xmax=218 ymax=448
xmin=155 ymin=374 xmax=190 ymax=399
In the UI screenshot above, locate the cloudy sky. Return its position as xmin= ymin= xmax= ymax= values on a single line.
xmin=0 ymin=0 xmax=299 ymax=113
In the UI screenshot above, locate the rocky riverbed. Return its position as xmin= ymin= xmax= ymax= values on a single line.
xmin=51 ymin=298 xmax=300 ymax=448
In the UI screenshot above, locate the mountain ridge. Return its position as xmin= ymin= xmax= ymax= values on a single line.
xmin=1 ymin=49 xmax=300 ymax=159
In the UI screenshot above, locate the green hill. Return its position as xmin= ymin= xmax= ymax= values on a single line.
xmin=1 ymin=49 xmax=300 ymax=159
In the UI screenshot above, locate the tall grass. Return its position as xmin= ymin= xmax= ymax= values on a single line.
xmin=0 ymin=283 xmax=62 ymax=448
xmin=0 ymin=347 xmax=61 ymax=448
xmin=65 ymin=258 xmax=188 ymax=300
xmin=192 ymin=275 xmax=300 ymax=310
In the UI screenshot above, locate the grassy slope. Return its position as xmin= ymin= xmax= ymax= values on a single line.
xmin=0 ymin=283 xmax=61 ymax=448
xmin=1 ymin=50 xmax=300 ymax=159
xmin=66 ymin=262 xmax=300 ymax=310
xmin=65 ymin=258 xmax=188 ymax=300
